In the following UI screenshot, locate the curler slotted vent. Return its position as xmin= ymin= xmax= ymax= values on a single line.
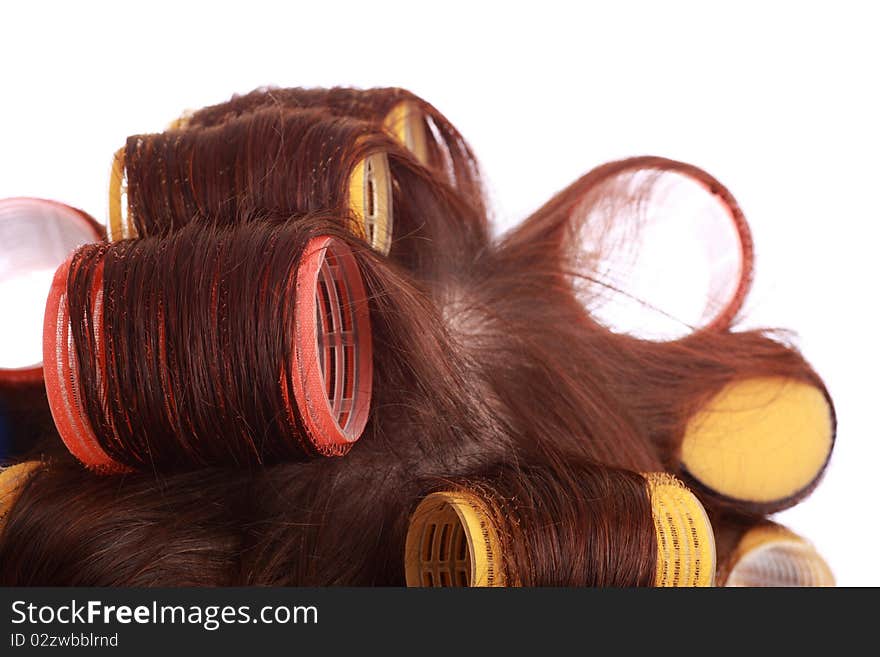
xmin=289 ymin=236 xmax=373 ymax=454
xmin=405 ymin=491 xmax=506 ymax=587
xmin=348 ymin=153 xmax=393 ymax=255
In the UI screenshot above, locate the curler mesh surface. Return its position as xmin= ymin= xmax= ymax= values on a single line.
xmin=725 ymin=525 xmax=834 ymax=587
xmin=646 ymin=473 xmax=716 ymax=587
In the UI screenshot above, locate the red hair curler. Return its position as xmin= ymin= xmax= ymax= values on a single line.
xmin=45 ymin=231 xmax=373 ymax=470
xmin=282 ymin=236 xmax=373 ymax=455
xmin=579 ymin=158 xmax=754 ymax=341
xmin=0 ymin=198 xmax=102 ymax=387
xmin=43 ymin=254 xmax=125 ymax=472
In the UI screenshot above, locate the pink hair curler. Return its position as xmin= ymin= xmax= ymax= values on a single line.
xmin=0 ymin=198 xmax=102 ymax=387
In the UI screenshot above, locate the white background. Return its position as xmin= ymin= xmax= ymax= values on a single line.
xmin=1 ymin=1 xmax=876 ymax=585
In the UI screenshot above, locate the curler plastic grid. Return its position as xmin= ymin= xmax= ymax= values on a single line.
xmin=405 ymin=491 xmax=506 ymax=588
xmin=284 ymin=235 xmax=373 ymax=455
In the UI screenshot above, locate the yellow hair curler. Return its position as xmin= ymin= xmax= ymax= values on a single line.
xmin=382 ymin=101 xmax=429 ymax=165
xmin=0 ymin=461 xmax=41 ymax=531
xmin=406 ymin=474 xmax=715 ymax=587
xmin=405 ymin=491 xmax=507 ymax=587
xmin=645 ymin=473 xmax=716 ymax=587
xmin=679 ymin=377 xmax=834 ymax=510
xmin=108 ymin=145 xmax=394 ymax=255
xmin=347 ymin=151 xmax=393 ymax=255
xmin=167 ymin=100 xmax=429 ymax=165
xmin=722 ymin=524 xmax=834 ymax=587
xmin=107 ymin=147 xmax=130 ymax=241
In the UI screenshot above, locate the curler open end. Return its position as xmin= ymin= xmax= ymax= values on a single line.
xmin=383 ymin=101 xmax=430 ymax=165
xmin=680 ymin=377 xmax=834 ymax=509
xmin=0 ymin=198 xmax=102 ymax=383
xmin=564 ymin=158 xmax=753 ymax=341
xmin=724 ymin=525 xmax=834 ymax=587
xmin=405 ymin=491 xmax=506 ymax=587
xmin=645 ymin=473 xmax=716 ymax=587
xmin=287 ymin=236 xmax=373 ymax=456
xmin=348 ymin=153 xmax=393 ymax=255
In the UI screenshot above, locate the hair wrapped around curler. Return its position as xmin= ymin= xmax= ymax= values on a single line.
xmin=405 ymin=464 xmax=714 ymax=587
xmin=0 ymin=86 xmax=838 ymax=587
xmin=114 ymin=106 xmax=488 ymax=281
xmin=499 ymin=156 xmax=834 ymax=513
xmin=175 ymin=86 xmax=485 ymax=215
xmin=43 ymin=217 xmax=373 ymax=471
xmin=607 ymin=330 xmax=836 ymax=514
xmin=110 ymin=108 xmax=394 ymax=254
xmin=500 ymin=156 xmax=754 ymax=340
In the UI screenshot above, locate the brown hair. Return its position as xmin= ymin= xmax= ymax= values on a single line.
xmin=113 ymin=106 xmax=488 ymax=284
xmin=177 ymin=86 xmax=485 ymax=215
xmin=0 ymin=87 xmax=834 ymax=586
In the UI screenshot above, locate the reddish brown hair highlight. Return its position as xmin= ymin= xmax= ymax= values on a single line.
xmin=0 ymin=87 xmax=835 ymax=586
